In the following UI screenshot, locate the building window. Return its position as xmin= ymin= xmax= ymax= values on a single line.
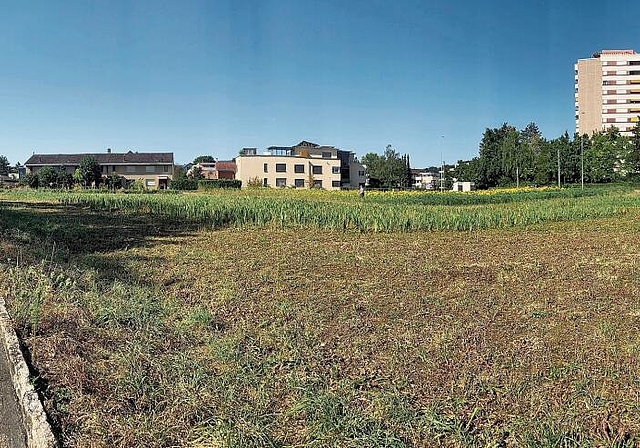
xmin=358 ymin=170 xmax=365 ymax=176
xmin=313 ymin=180 xmax=322 ymax=188
xmin=631 ymin=61 xmax=640 ymax=66
xmin=275 ymin=163 xmax=286 ymax=173
xmin=603 ymin=80 xmax=609 ymax=86
xmin=332 ymin=180 xmax=341 ymax=188
xmin=262 ymin=163 xmax=268 ymax=173
xmin=294 ymin=178 xmax=305 ymax=188
xmin=163 ymin=165 xmax=169 ymax=172
xmin=332 ymin=166 xmax=340 ymax=174
xmin=126 ymin=166 xmax=135 ymax=173
xmin=275 ymin=178 xmax=287 ymax=187
xmin=101 ymin=165 xmax=106 ymax=173
xmin=263 ymin=178 xmax=268 ymax=187
xmin=322 ymin=151 xmax=332 ymax=159
xmin=146 ymin=165 xmax=155 ymax=173
xmin=112 ymin=165 xmax=116 ymax=172
xmin=312 ymin=165 xmax=322 ymax=175
xmin=294 ymin=164 xmax=304 ymax=173
xmin=145 ymin=179 xmax=156 ymax=187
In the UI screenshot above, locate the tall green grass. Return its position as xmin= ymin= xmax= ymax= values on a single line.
xmin=24 ymin=189 xmax=637 ymax=231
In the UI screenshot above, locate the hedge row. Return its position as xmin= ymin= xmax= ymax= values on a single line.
xmin=170 ymin=178 xmax=242 ymax=191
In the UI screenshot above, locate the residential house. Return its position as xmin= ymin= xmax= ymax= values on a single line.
xmin=25 ymin=150 xmax=174 ymax=189
xmin=191 ymin=160 xmax=237 ymax=180
xmin=235 ymin=141 xmax=366 ymax=190
xmin=411 ymin=169 xmax=439 ymax=190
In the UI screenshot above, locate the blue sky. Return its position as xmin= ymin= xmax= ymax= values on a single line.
xmin=1 ymin=1 xmax=639 ymax=167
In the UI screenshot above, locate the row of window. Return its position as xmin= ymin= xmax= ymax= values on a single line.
xmin=101 ymin=165 xmax=169 ymax=173
xmin=602 ymin=80 xmax=640 ymax=85
xmin=263 ymin=163 xmax=340 ymax=175
xmin=601 ymin=90 xmax=640 ymax=95
xmin=604 ymin=60 xmax=640 ymax=66
xmin=265 ymin=178 xmax=342 ymax=188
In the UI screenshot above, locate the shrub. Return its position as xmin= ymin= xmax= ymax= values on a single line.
xmin=246 ymin=177 xmax=264 ymax=188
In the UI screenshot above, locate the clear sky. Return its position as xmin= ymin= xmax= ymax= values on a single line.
xmin=1 ymin=1 xmax=639 ymax=167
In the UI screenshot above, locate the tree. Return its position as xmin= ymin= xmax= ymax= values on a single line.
xmin=402 ymin=154 xmax=412 ymax=188
xmin=629 ymin=118 xmax=640 ymax=177
xmin=585 ymin=129 xmax=621 ymax=183
xmin=498 ymin=125 xmax=520 ymax=185
xmin=361 ymin=152 xmax=384 ymax=187
xmin=79 ymin=156 xmax=102 ymax=187
xmin=25 ymin=173 xmax=39 ymax=188
xmin=0 ymin=155 xmax=9 ymax=176
xmin=37 ymin=166 xmax=58 ymax=188
xmin=476 ymin=125 xmax=507 ymax=188
xmin=188 ymin=165 xmax=204 ymax=179
xmin=520 ymin=122 xmax=543 ymax=182
xmin=106 ymin=172 xmax=123 ymax=190
xmin=193 ymin=155 xmax=216 ymax=164
xmin=361 ymin=145 xmax=408 ymax=188
xmin=56 ymin=167 xmax=73 ymax=189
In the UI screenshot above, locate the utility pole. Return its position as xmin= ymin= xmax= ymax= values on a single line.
xmin=557 ymin=144 xmax=561 ymax=188
xmin=439 ymin=136 xmax=445 ymax=192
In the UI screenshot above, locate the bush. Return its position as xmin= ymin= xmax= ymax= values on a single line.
xmin=246 ymin=177 xmax=264 ymax=188
xmin=129 ymin=180 xmax=146 ymax=191
xmin=198 ymin=179 xmax=242 ymax=190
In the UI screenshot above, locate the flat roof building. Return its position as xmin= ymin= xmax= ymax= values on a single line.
xmin=575 ymin=49 xmax=640 ymax=136
xmin=235 ymin=140 xmax=366 ymax=190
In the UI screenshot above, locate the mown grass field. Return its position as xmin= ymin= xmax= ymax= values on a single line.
xmin=0 ymin=186 xmax=639 ymax=447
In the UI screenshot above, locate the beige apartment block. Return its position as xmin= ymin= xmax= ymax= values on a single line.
xmin=25 ymin=151 xmax=174 ymax=189
xmin=575 ymin=49 xmax=640 ymax=136
xmin=235 ymin=140 xmax=366 ymax=190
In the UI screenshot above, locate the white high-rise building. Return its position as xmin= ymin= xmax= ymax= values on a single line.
xmin=575 ymin=49 xmax=640 ymax=136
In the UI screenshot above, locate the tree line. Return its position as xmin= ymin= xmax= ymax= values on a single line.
xmin=24 ymin=156 xmax=124 ymax=189
xmin=453 ymin=122 xmax=640 ymax=188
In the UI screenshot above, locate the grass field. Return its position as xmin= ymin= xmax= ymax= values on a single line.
xmin=1 ymin=187 xmax=640 ymax=447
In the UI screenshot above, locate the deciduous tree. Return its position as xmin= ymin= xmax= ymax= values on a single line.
xmin=0 ymin=155 xmax=9 ymax=175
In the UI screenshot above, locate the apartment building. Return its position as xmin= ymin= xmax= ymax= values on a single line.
xmin=25 ymin=150 xmax=174 ymax=189
xmin=411 ymin=169 xmax=439 ymax=190
xmin=575 ymin=49 xmax=640 ymax=136
xmin=235 ymin=140 xmax=366 ymax=190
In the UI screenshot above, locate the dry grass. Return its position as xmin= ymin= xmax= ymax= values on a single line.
xmin=0 ymin=194 xmax=639 ymax=446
